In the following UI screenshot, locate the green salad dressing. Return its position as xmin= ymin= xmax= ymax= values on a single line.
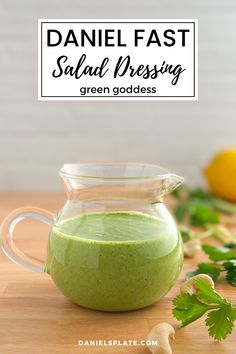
xmin=46 ymin=211 xmax=183 ymax=311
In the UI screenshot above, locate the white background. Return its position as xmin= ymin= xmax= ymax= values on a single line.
xmin=40 ymin=20 xmax=196 ymax=99
xmin=0 ymin=0 xmax=235 ymax=191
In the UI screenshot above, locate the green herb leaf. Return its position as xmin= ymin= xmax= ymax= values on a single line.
xmin=194 ymin=279 xmax=227 ymax=305
xmin=206 ymin=305 xmax=236 ymax=340
xmin=226 ymin=269 xmax=236 ymax=287
xmin=190 ymin=205 xmax=219 ymax=226
xmin=223 ymin=259 xmax=236 ymax=269
xmin=224 ymin=242 xmax=236 ymax=249
xmin=189 ymin=188 xmax=212 ymax=201
xmin=223 ymin=261 xmax=236 ymax=286
xmin=186 ymin=263 xmax=221 ymax=282
xmin=172 ymin=278 xmax=236 ymax=341
xmin=179 ymin=226 xmax=194 ymax=243
xmin=202 ymin=244 xmax=236 ymax=261
xmin=172 ymin=293 xmax=209 ymax=326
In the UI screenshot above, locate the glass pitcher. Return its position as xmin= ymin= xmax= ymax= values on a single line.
xmin=0 ymin=162 xmax=184 ymax=312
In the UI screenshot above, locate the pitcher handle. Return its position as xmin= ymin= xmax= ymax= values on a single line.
xmin=0 ymin=207 xmax=54 ymax=273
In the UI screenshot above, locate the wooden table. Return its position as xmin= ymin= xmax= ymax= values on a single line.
xmin=0 ymin=193 xmax=236 ymax=354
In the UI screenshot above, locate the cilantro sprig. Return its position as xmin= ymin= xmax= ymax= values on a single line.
xmin=172 ymin=278 xmax=236 ymax=340
xmin=173 ymin=186 xmax=236 ymax=227
xmin=186 ymin=244 xmax=236 ymax=286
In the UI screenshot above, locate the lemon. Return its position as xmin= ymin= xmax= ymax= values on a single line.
xmin=204 ymin=149 xmax=236 ymax=202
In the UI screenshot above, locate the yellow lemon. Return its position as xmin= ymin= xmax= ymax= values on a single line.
xmin=204 ymin=148 xmax=236 ymax=202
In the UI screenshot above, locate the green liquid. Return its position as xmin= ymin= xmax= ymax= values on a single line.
xmin=46 ymin=211 xmax=183 ymax=311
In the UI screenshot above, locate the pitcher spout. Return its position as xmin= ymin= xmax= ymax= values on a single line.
xmin=160 ymin=173 xmax=184 ymax=197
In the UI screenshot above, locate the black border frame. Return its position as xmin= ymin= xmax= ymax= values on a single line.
xmin=40 ymin=21 xmax=196 ymax=99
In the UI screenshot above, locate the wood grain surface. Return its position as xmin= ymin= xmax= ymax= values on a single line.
xmin=0 ymin=193 xmax=236 ymax=354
